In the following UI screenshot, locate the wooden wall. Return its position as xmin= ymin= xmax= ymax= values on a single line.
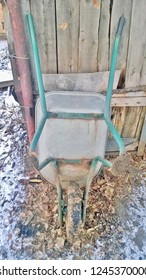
xmin=0 ymin=3 xmax=5 ymax=38
xmin=2 ymin=0 xmax=146 ymax=152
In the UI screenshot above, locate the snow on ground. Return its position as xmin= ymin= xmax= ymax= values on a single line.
xmin=0 ymin=40 xmax=146 ymax=260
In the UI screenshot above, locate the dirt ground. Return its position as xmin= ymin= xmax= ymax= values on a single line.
xmin=0 ymin=40 xmax=146 ymax=260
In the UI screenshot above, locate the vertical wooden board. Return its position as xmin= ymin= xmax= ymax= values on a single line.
xmin=112 ymin=107 xmax=126 ymax=136
xmin=0 ymin=3 xmax=6 ymax=37
xmin=140 ymin=44 xmax=146 ymax=86
xmin=79 ymin=0 xmax=101 ymax=72
xmin=135 ymin=107 xmax=146 ymax=139
xmin=20 ymin=0 xmax=38 ymax=90
xmin=97 ymin=0 xmax=110 ymax=71
xmin=2 ymin=4 xmax=21 ymax=96
xmin=2 ymin=4 xmax=13 ymax=50
xmin=30 ymin=0 xmax=57 ymax=74
xmin=122 ymin=107 xmax=143 ymax=138
xmin=126 ymin=0 xmax=146 ymax=88
xmin=137 ymin=115 xmax=146 ymax=156
xmin=56 ymin=0 xmax=80 ymax=73
xmin=110 ymin=0 xmax=132 ymax=69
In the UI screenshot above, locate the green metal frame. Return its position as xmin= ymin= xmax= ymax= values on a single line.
xmin=104 ymin=16 xmax=125 ymax=155
xmin=26 ymin=14 xmax=125 ymax=163
xmin=27 ymin=14 xmax=125 ymax=225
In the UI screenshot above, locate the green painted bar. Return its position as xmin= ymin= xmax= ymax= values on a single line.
xmin=47 ymin=112 xmax=104 ymax=120
xmin=104 ymin=16 xmax=125 ymax=155
xmin=30 ymin=116 xmax=47 ymax=151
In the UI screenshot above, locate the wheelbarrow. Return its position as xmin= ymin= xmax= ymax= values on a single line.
xmin=27 ymin=15 xmax=125 ymax=241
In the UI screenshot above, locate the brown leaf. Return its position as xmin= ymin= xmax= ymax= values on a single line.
xmin=55 ymin=237 xmax=65 ymax=249
xmin=108 ymin=205 xmax=115 ymax=214
xmin=104 ymin=187 xmax=114 ymax=199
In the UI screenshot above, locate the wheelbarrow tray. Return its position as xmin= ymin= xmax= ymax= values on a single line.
xmin=35 ymin=91 xmax=108 ymax=185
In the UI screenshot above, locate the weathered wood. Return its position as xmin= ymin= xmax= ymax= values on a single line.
xmin=126 ymin=0 xmax=146 ymax=88
xmin=42 ymin=70 xmax=120 ymax=92
xmin=122 ymin=107 xmax=144 ymax=138
xmin=111 ymin=107 xmax=126 ymax=137
xmin=140 ymin=44 xmax=146 ymax=86
xmin=97 ymin=0 xmax=110 ymax=71
xmin=56 ymin=0 xmax=80 ymax=73
xmin=30 ymin=0 xmax=57 ymax=74
xmin=110 ymin=0 xmax=132 ymax=69
xmin=111 ymin=96 xmax=146 ymax=107
xmin=79 ymin=0 xmax=101 ymax=72
xmin=106 ymin=138 xmax=138 ymax=152
xmin=112 ymin=91 xmax=146 ymax=97
xmin=20 ymin=0 xmax=38 ymax=91
xmin=137 ymin=115 xmax=146 ymax=156
xmin=2 ymin=4 xmax=21 ymax=98
xmin=0 ymin=3 xmax=6 ymax=38
xmin=135 ymin=107 xmax=146 ymax=139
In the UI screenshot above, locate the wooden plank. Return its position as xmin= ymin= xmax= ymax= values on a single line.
xmin=0 ymin=3 xmax=6 ymax=38
xmin=20 ymin=0 xmax=38 ymax=91
xmin=111 ymin=107 xmax=126 ymax=137
xmin=30 ymin=0 xmax=57 ymax=74
xmin=135 ymin=107 xmax=146 ymax=139
xmin=122 ymin=107 xmax=143 ymax=138
xmin=2 ymin=4 xmax=21 ymax=98
xmin=111 ymin=91 xmax=146 ymax=107
xmin=112 ymin=91 xmax=146 ymax=97
xmin=111 ymin=96 xmax=146 ymax=107
xmin=126 ymin=0 xmax=146 ymax=88
xmin=110 ymin=0 xmax=132 ymax=69
xmin=56 ymin=0 xmax=80 ymax=73
xmin=106 ymin=138 xmax=138 ymax=152
xmin=137 ymin=115 xmax=146 ymax=156
xmin=42 ymin=70 xmax=120 ymax=92
xmin=97 ymin=0 xmax=110 ymax=71
xmin=140 ymin=43 xmax=146 ymax=86
xmin=79 ymin=0 xmax=101 ymax=72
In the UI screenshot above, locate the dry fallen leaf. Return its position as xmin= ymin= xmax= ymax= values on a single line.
xmin=55 ymin=237 xmax=65 ymax=249
xmin=29 ymin=178 xmax=42 ymax=183
xmin=104 ymin=187 xmax=114 ymax=199
xmin=58 ymin=22 xmax=68 ymax=30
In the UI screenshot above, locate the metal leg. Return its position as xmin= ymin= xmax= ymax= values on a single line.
xmin=56 ymin=183 xmax=63 ymax=226
xmin=82 ymin=159 xmax=95 ymax=223
xmin=82 ymin=181 xmax=91 ymax=224
xmin=52 ymin=161 xmax=63 ymax=226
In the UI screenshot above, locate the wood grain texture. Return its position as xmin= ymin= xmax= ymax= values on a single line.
xmin=56 ymin=0 xmax=80 ymax=73
xmin=111 ymin=96 xmax=146 ymax=107
xmin=137 ymin=115 xmax=146 ymax=156
xmin=135 ymin=107 xmax=146 ymax=139
xmin=30 ymin=0 xmax=57 ymax=74
xmin=111 ymin=107 xmax=126 ymax=138
xmin=122 ymin=107 xmax=144 ymax=138
xmin=110 ymin=0 xmax=132 ymax=69
xmin=126 ymin=0 xmax=146 ymax=88
xmin=97 ymin=0 xmax=110 ymax=71
xmin=2 ymin=4 xmax=21 ymax=95
xmin=79 ymin=0 xmax=101 ymax=72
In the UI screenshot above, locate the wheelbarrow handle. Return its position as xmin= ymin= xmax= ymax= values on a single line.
xmin=104 ymin=15 xmax=125 ymax=155
xmin=116 ymin=15 xmax=125 ymax=37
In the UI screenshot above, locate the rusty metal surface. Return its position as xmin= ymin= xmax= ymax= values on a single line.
xmin=6 ymin=0 xmax=34 ymax=142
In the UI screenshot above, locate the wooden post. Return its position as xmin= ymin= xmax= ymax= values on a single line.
xmin=137 ymin=115 xmax=146 ymax=156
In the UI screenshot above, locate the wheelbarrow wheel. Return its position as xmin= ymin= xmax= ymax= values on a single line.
xmin=66 ymin=182 xmax=82 ymax=243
